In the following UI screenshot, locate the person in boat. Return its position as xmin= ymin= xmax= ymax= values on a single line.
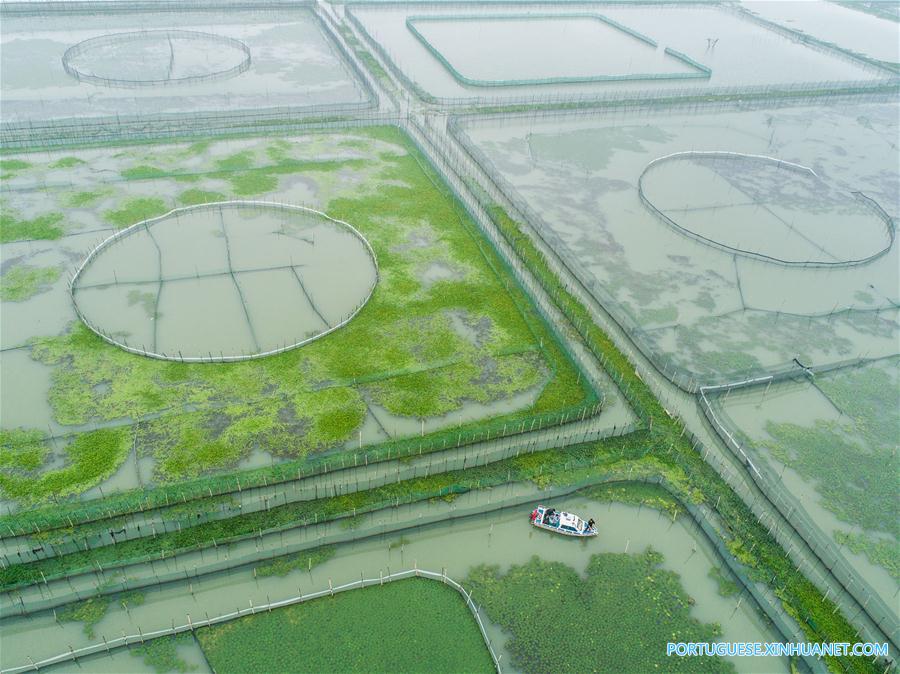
xmin=530 ymin=509 xmax=538 ymax=523
xmin=587 ymin=518 xmax=595 ymax=530
xmin=543 ymin=508 xmax=556 ymax=524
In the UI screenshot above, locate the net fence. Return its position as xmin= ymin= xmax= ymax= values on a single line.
xmin=0 ymin=567 xmax=503 ymax=674
xmin=699 ymin=374 xmax=900 ymax=652
xmin=62 ymin=30 xmax=252 ymax=89
xmin=0 ymin=4 xmax=379 ymax=149
xmin=1 ymin=467 xmax=827 ymax=674
xmin=68 ymin=201 xmax=379 ymax=362
xmin=344 ymin=5 xmax=899 ymax=110
xmin=438 ymin=113 xmax=899 ymax=655
xmin=447 ymin=113 xmax=898 ymax=394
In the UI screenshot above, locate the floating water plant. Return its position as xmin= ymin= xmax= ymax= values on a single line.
xmin=466 ymin=553 xmax=730 ymax=673
xmin=0 ymin=264 xmax=61 ymax=302
xmin=196 ymin=578 xmax=493 ymax=673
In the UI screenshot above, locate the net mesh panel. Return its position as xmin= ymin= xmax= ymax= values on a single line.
xmin=69 ymin=201 xmax=378 ymax=362
xmin=62 ymin=30 xmax=252 ymax=89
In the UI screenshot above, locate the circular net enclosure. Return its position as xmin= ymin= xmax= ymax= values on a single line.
xmin=639 ymin=151 xmax=895 ymax=268
xmin=62 ymin=29 xmax=251 ymax=88
xmin=70 ymin=201 xmax=378 ymax=362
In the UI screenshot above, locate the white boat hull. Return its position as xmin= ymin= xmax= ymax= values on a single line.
xmin=529 ymin=505 xmax=597 ymax=537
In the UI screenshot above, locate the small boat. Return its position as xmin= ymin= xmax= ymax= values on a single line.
xmin=529 ymin=505 xmax=597 ymax=537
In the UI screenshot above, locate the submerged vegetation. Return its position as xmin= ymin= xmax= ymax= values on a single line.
xmin=103 ymin=197 xmax=169 ymax=228
xmin=5 ymin=127 xmax=590 ymax=501
xmin=57 ymin=591 xmax=144 ymax=638
xmin=758 ymin=360 xmax=899 ymax=579
xmin=253 ymin=545 xmax=336 ymax=578
xmin=0 ymin=428 xmax=130 ymax=504
xmin=467 ymin=553 xmax=730 ymax=673
xmin=0 ymin=128 xmax=882 ymax=674
xmin=196 ymin=578 xmax=493 ymax=673
xmin=130 ymin=633 xmax=197 ymax=674
xmin=0 ymin=208 xmax=64 ymax=243
xmin=0 ymin=264 xmax=61 ymax=302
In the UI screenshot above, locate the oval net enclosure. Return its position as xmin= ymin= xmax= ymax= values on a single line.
xmin=70 ymin=202 xmax=378 ymax=362
xmin=639 ymin=151 xmax=894 ymax=267
xmin=62 ymin=29 xmax=251 ymax=88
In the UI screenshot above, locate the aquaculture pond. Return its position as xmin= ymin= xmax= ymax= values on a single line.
xmin=196 ymin=578 xmax=494 ymax=674
xmin=741 ymin=0 xmax=900 ymax=67
xmin=0 ymin=6 xmax=368 ymax=126
xmin=348 ymin=3 xmax=892 ymax=102
xmin=458 ymin=100 xmax=899 ymax=386
xmin=70 ymin=202 xmax=378 ymax=360
xmin=713 ymin=357 xmax=900 ymax=620
xmin=0 ymin=126 xmax=592 ymax=508
xmin=4 ymin=495 xmax=788 ymax=674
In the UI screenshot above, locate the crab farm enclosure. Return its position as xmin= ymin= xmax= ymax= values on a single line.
xmin=1 ymin=1 xmax=899 ymax=674
xmin=457 ymin=101 xmax=899 ymax=383
xmin=0 ymin=6 xmax=371 ymax=130
xmin=347 ymin=2 xmax=895 ymax=103
xmin=1 ymin=128 xmax=595 ymax=503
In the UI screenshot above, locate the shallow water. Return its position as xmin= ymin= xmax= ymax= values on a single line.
xmin=71 ymin=204 xmax=378 ymax=359
xmin=715 ymin=372 xmax=899 ymax=618
xmin=462 ymin=101 xmax=899 ymax=383
xmin=352 ymin=3 xmax=888 ymax=101
xmin=409 ymin=14 xmax=697 ymax=82
xmin=1 ymin=497 xmax=788 ymax=674
xmin=0 ymin=7 xmax=367 ymax=124
xmin=741 ymin=0 xmax=900 ymax=65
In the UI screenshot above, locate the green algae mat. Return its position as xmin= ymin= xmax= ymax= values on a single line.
xmin=1 ymin=126 xmax=592 ymax=505
xmin=195 ymin=577 xmax=494 ymax=673
xmin=466 ymin=552 xmax=731 ymax=673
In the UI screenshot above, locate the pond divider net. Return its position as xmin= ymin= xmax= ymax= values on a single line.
xmin=69 ymin=201 xmax=379 ymax=362
xmin=61 ymin=30 xmax=252 ymax=89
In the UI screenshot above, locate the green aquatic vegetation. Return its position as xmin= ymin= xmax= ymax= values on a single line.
xmin=57 ymin=595 xmax=110 ymax=638
xmin=177 ymin=189 xmax=227 ymax=206
xmin=0 ymin=264 xmax=61 ymax=302
xmin=218 ymin=156 xmax=368 ymax=196
xmin=130 ymin=633 xmax=197 ymax=673
xmin=583 ymin=481 xmax=682 ymax=517
xmin=708 ymin=565 xmax=741 ymax=597
xmin=365 ymin=352 xmax=543 ymax=418
xmin=466 ymin=553 xmax=729 ymax=674
xmin=758 ymin=361 xmax=899 ymax=580
xmin=761 ymin=420 xmax=897 ymax=539
xmin=63 ymin=190 xmax=107 ymax=207
xmin=216 ymin=151 xmax=255 ymax=171
xmin=121 ymin=165 xmax=168 ymax=180
xmin=184 ymin=141 xmax=212 ymax=157
xmin=226 ymin=171 xmax=278 ymax=196
xmin=293 ymin=387 xmax=367 ymax=451
xmin=196 ymin=578 xmax=493 ymax=674
xmin=0 ymin=429 xmax=50 ymax=472
xmin=834 ymin=531 xmax=900 ymax=583
xmin=50 ymin=157 xmax=85 ymax=169
xmin=254 ymin=545 xmax=336 ymax=578
xmin=146 ymin=413 xmax=253 ymax=483
xmin=480 ymin=203 xmax=871 ymax=671
xmin=817 ymin=359 xmax=899 ymax=450
xmin=0 ymin=428 xmax=130 ymax=504
xmin=103 ymin=197 xmax=169 ymax=228
xmin=0 ymin=210 xmax=64 ymax=243
xmin=20 ymin=128 xmax=587 ymax=493
xmin=119 ymin=590 xmax=145 ymax=609
xmin=0 ymin=158 xmax=30 ymax=177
